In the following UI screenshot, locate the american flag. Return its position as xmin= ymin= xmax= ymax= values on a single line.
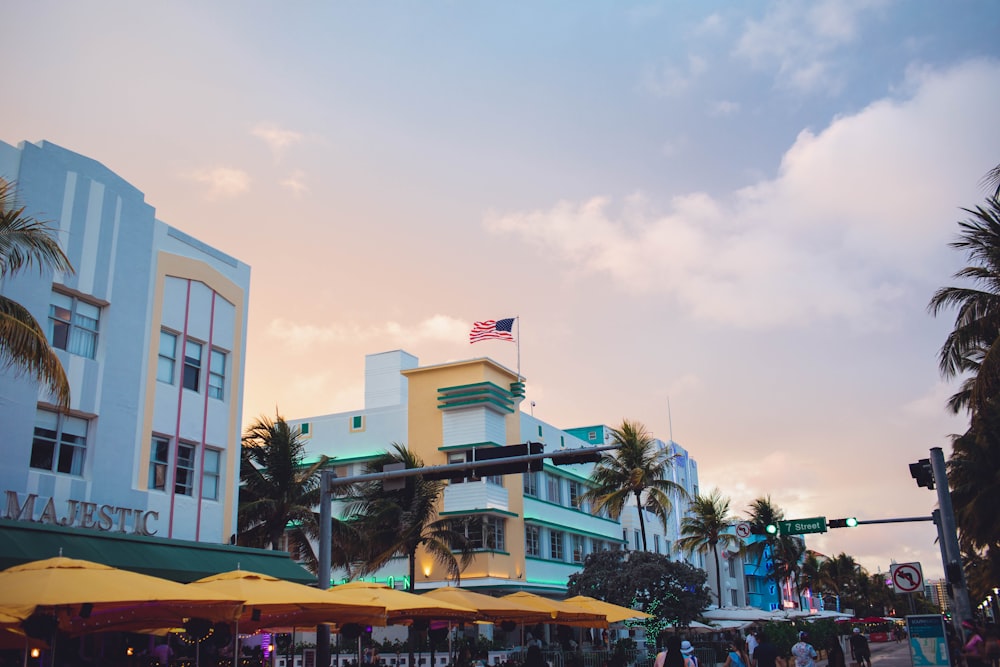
xmin=469 ymin=318 xmax=515 ymax=343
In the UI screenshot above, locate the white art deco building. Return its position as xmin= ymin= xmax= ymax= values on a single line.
xmin=0 ymin=140 xmax=301 ymax=579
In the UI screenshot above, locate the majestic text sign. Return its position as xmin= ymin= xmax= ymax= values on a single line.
xmin=779 ymin=517 xmax=827 ymax=535
xmin=4 ymin=491 xmax=159 ymax=536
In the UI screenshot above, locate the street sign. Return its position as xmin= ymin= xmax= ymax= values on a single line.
xmin=735 ymin=522 xmax=751 ymax=538
xmin=778 ymin=517 xmax=827 ymax=535
xmin=891 ymin=562 xmax=924 ymax=593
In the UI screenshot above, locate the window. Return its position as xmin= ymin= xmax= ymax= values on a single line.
xmin=730 ymin=589 xmax=739 ymax=606
xmin=158 ymin=330 xmax=177 ymax=383
xmin=208 ymin=349 xmax=226 ymax=399
xmin=526 ymin=525 xmax=541 ymax=557
xmin=453 ymin=516 xmax=506 ymax=551
xmin=572 ymin=535 xmax=585 ymax=563
xmin=149 ymin=436 xmax=170 ymax=490
xmin=588 ymin=431 xmax=597 ymax=441
xmin=49 ymin=291 xmax=100 ymax=359
xmin=546 ymin=475 xmax=561 ymax=504
xmin=175 ymin=442 xmax=196 ymax=495
xmin=202 ymin=449 xmax=221 ymax=500
xmin=350 ymin=415 xmax=365 ymax=432
xmin=523 ymin=471 xmax=538 ymax=497
xmin=537 ymin=425 xmax=543 ymax=437
xmin=568 ymin=481 xmax=585 ymax=510
xmin=634 ymin=530 xmax=642 ymax=551
xmin=728 ymin=554 xmax=738 ymax=577
xmin=183 ymin=340 xmax=203 ymax=391
xmin=549 ymin=530 xmax=564 ymax=561
xmin=654 ymin=534 xmax=661 ymax=554
xmin=30 ymin=409 xmax=87 ymax=475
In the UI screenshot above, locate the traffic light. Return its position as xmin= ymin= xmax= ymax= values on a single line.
xmin=551 ymin=447 xmax=603 ymax=466
xmin=828 ymin=517 xmax=858 ymax=529
xmin=909 ymin=458 xmax=935 ymax=490
xmin=765 ymin=523 xmax=778 ymax=536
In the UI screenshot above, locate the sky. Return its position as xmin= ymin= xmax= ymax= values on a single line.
xmin=5 ymin=1 xmax=1000 ymax=584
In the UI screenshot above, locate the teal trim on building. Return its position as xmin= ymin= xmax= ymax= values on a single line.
xmin=437 ymin=382 xmax=516 ymax=413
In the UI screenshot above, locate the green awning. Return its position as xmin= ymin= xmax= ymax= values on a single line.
xmin=0 ymin=519 xmax=315 ymax=585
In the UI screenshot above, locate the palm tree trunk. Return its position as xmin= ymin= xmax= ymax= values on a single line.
xmin=634 ymin=490 xmax=648 ymax=551
xmin=712 ymin=543 xmax=724 ymax=608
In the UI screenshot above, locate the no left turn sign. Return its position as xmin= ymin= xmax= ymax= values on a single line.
xmin=736 ymin=522 xmax=751 ymax=538
xmin=891 ymin=562 xmax=924 ymax=593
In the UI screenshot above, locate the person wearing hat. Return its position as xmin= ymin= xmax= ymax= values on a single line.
xmin=850 ymin=628 xmax=871 ymax=667
xmin=791 ymin=631 xmax=818 ymax=667
xmin=680 ymin=640 xmax=699 ymax=667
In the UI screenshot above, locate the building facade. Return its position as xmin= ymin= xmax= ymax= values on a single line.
xmin=0 ymin=139 xmax=251 ymax=546
xmin=292 ymin=350 xmax=701 ymax=595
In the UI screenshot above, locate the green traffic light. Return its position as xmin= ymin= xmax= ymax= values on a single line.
xmin=845 ymin=517 xmax=858 ymax=528
xmin=765 ymin=524 xmax=778 ymax=535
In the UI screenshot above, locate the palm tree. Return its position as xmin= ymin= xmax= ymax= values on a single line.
xmin=582 ymin=419 xmax=686 ymax=551
xmin=0 ymin=178 xmax=73 ymax=408
xmin=238 ymin=412 xmax=337 ymax=573
xmin=819 ymin=553 xmax=861 ymax=605
xmin=771 ymin=535 xmax=806 ymax=608
xmin=743 ymin=496 xmax=784 ymax=566
xmin=928 ymin=195 xmax=1000 ymax=418
xmin=677 ymin=489 xmax=741 ymax=608
xmin=799 ymin=550 xmax=825 ymax=604
xmin=342 ymin=443 xmax=474 ymax=592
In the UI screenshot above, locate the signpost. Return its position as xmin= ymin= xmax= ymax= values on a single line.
xmin=778 ymin=517 xmax=827 ymax=535
xmin=891 ymin=562 xmax=924 ymax=594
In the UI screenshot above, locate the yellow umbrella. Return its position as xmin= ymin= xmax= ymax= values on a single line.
xmin=562 ymin=596 xmax=652 ymax=623
xmin=327 ymin=582 xmax=478 ymax=624
xmin=0 ymin=557 xmax=243 ymax=635
xmin=422 ymin=588 xmax=553 ymax=625
xmin=190 ymin=570 xmax=387 ymax=632
xmin=501 ymin=592 xmax=608 ymax=628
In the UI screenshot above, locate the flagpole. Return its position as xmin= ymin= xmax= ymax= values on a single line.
xmin=516 ymin=315 xmax=521 ymax=381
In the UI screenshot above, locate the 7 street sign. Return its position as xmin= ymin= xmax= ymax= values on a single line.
xmin=778 ymin=517 xmax=827 ymax=535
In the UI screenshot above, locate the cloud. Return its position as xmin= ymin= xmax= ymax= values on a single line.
xmin=267 ymin=314 xmax=469 ymax=351
xmin=709 ymin=100 xmax=740 ymax=116
xmin=641 ymin=54 xmax=708 ymax=97
xmin=281 ymin=170 xmax=309 ymax=196
xmin=251 ymin=122 xmax=304 ymax=157
xmin=733 ymin=0 xmax=888 ymax=95
xmin=185 ymin=167 xmax=250 ymax=199
xmin=486 ymin=60 xmax=1000 ymax=331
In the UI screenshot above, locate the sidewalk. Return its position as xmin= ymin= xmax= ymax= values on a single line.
xmin=868 ymin=640 xmax=912 ymax=667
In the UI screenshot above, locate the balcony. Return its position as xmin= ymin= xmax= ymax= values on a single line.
xmin=442 ymin=479 xmax=509 ymax=514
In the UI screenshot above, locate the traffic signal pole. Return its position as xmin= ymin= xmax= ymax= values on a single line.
xmin=930 ymin=446 xmax=973 ymax=629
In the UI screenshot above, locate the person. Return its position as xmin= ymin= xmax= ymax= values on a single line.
xmin=524 ymin=645 xmax=547 ymax=667
xmin=723 ymin=641 xmax=749 ymax=667
xmin=827 ymin=635 xmax=846 ymax=667
xmin=680 ymin=640 xmax=699 ymax=667
xmin=746 ymin=631 xmax=759 ymax=660
xmin=849 ymin=628 xmax=871 ymax=667
xmin=791 ymin=631 xmax=818 ymax=667
xmin=663 ymin=636 xmax=685 ymax=667
xmin=963 ymin=621 xmax=988 ymax=667
xmin=752 ymin=631 xmax=780 ymax=667
xmin=654 ymin=646 xmax=668 ymax=667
